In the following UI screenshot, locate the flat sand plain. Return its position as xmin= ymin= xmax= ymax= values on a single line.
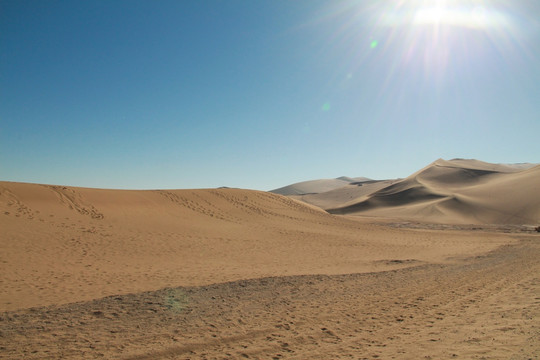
xmin=1 ymin=182 xmax=539 ymax=359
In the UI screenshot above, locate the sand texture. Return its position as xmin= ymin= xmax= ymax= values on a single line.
xmin=1 ymin=177 xmax=539 ymax=358
xmin=2 ymin=238 xmax=538 ymax=359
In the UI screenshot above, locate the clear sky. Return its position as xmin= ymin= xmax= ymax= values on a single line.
xmin=1 ymin=0 xmax=539 ymax=190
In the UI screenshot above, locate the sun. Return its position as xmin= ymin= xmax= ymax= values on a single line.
xmin=308 ymin=0 xmax=520 ymax=97
xmin=415 ymin=6 xmax=447 ymax=25
xmin=375 ymin=0 xmax=508 ymax=30
xmin=413 ymin=4 xmax=490 ymax=28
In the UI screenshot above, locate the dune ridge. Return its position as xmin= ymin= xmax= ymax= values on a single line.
xmin=281 ymin=159 xmax=540 ymax=225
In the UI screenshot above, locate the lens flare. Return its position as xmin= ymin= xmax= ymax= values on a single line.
xmin=301 ymin=0 xmax=531 ymax=126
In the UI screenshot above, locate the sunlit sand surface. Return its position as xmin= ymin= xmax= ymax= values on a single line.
xmin=1 ymin=168 xmax=539 ymax=358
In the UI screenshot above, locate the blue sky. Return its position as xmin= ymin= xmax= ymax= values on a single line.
xmin=1 ymin=0 xmax=539 ymax=190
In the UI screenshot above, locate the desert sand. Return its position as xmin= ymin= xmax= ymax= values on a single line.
xmin=287 ymin=159 xmax=540 ymax=225
xmin=271 ymin=176 xmax=371 ymax=196
xmin=1 ymin=165 xmax=539 ymax=359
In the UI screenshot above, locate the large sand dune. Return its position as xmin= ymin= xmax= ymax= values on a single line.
xmin=287 ymin=159 xmax=540 ymax=225
xmin=1 ymin=178 xmax=539 ymax=358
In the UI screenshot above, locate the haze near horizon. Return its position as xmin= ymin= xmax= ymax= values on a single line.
xmin=1 ymin=0 xmax=539 ymax=190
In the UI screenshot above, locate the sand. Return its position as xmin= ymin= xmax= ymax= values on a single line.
xmin=289 ymin=159 xmax=540 ymax=225
xmin=271 ymin=177 xmax=371 ymax=196
xmin=1 ymin=177 xmax=539 ymax=359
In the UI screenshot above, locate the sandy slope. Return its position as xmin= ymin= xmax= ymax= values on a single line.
xmin=327 ymin=159 xmax=540 ymax=224
xmin=1 ymin=180 xmax=539 ymax=359
xmin=289 ymin=180 xmax=399 ymax=210
xmin=0 ymin=181 xmax=515 ymax=311
xmin=270 ymin=177 xmax=371 ymax=196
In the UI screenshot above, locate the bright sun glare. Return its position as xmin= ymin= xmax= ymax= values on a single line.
xmin=380 ymin=0 xmax=510 ymax=29
xmin=414 ymin=5 xmax=490 ymax=28
xmin=315 ymin=0 xmax=521 ymax=103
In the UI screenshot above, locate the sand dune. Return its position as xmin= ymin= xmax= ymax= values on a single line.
xmin=0 ymin=180 xmax=516 ymax=311
xmin=289 ymin=180 xmax=399 ymax=210
xmin=1 ymin=176 xmax=539 ymax=358
xmin=270 ymin=176 xmax=371 ymax=196
xmin=312 ymin=159 xmax=540 ymax=225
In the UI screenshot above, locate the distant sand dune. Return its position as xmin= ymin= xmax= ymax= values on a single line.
xmin=289 ymin=180 xmax=399 ymax=210
xmin=313 ymin=159 xmax=540 ymax=225
xmin=270 ymin=176 xmax=371 ymax=196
